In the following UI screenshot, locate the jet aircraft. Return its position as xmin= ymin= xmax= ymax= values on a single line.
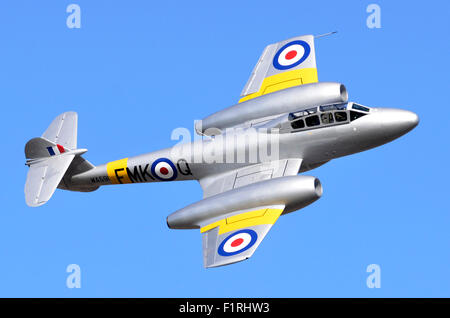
xmin=24 ymin=34 xmax=419 ymax=268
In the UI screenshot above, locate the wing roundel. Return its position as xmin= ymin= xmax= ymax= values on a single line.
xmin=239 ymin=34 xmax=318 ymax=103
xmin=201 ymin=205 xmax=284 ymax=268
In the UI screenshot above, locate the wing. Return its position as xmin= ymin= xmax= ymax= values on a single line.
xmin=239 ymin=34 xmax=318 ymax=103
xmin=24 ymin=154 xmax=75 ymax=207
xmin=201 ymin=205 xmax=284 ymax=268
xmin=198 ymin=158 xmax=302 ymax=267
xmin=200 ymin=158 xmax=302 ymax=198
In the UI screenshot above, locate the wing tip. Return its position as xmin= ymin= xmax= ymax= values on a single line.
xmin=25 ymin=199 xmax=47 ymax=208
xmin=204 ymin=256 xmax=250 ymax=269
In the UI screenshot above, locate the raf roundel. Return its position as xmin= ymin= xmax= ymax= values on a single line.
xmin=218 ymin=229 xmax=258 ymax=257
xmin=151 ymin=158 xmax=178 ymax=181
xmin=273 ymin=40 xmax=311 ymax=70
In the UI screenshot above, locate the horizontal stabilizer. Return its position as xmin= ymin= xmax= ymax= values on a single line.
xmin=25 ymin=155 xmax=75 ymax=207
xmin=25 ymin=137 xmax=67 ymax=160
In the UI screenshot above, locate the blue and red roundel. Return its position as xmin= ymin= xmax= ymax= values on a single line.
xmin=151 ymin=158 xmax=177 ymax=181
xmin=218 ymin=229 xmax=258 ymax=257
xmin=273 ymin=40 xmax=311 ymax=70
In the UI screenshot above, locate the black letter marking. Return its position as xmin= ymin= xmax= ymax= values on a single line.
xmin=114 ymin=168 xmax=125 ymax=184
xmin=138 ymin=164 xmax=155 ymax=181
xmin=126 ymin=166 xmax=142 ymax=183
xmin=177 ymin=159 xmax=192 ymax=176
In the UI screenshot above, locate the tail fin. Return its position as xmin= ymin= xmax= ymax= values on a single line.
xmin=42 ymin=111 xmax=77 ymax=149
xmin=24 ymin=111 xmax=95 ymax=207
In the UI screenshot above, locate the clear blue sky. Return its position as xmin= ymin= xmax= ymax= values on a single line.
xmin=0 ymin=0 xmax=448 ymax=297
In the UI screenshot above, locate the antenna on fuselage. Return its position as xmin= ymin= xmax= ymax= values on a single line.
xmin=314 ymin=31 xmax=338 ymax=39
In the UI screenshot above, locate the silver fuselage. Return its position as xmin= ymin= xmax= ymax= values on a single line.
xmin=69 ymin=105 xmax=419 ymax=189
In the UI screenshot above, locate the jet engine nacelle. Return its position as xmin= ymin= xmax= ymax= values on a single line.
xmin=196 ymin=82 xmax=348 ymax=135
xmin=167 ymin=175 xmax=323 ymax=229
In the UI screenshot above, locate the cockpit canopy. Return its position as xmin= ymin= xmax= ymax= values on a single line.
xmin=279 ymin=102 xmax=370 ymax=133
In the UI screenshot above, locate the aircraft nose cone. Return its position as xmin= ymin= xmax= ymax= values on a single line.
xmin=402 ymin=110 xmax=419 ymax=127
xmin=381 ymin=109 xmax=419 ymax=140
